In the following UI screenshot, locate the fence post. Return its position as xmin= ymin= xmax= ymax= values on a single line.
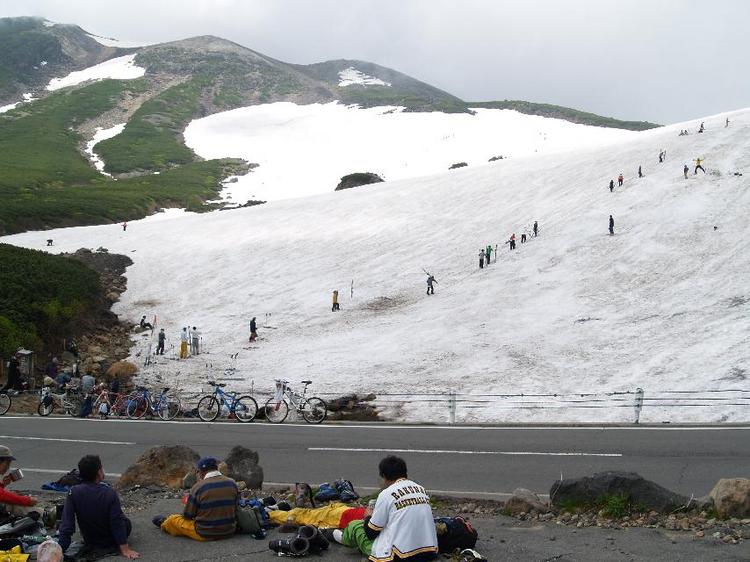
xmin=633 ymin=388 xmax=644 ymax=424
xmin=448 ymin=391 xmax=456 ymax=424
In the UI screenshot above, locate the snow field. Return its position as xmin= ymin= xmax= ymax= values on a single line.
xmin=46 ymin=54 xmax=146 ymax=91
xmin=84 ymin=123 xmax=127 ymax=175
xmin=3 ymin=108 xmax=749 ymax=424
xmin=338 ymin=67 xmax=392 ymax=87
xmin=183 ymin=102 xmax=637 ymax=203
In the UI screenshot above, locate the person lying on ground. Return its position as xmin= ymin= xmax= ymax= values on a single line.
xmin=266 ymin=501 xmax=367 ymax=529
xmin=154 ymin=457 xmax=238 ymax=541
xmin=57 ymin=454 xmax=139 ymax=559
xmin=0 ymin=445 xmax=38 ymax=516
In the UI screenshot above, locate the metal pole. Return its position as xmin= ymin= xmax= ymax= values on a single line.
xmin=634 ymin=387 xmax=644 ymax=424
xmin=448 ymin=391 xmax=456 ymax=424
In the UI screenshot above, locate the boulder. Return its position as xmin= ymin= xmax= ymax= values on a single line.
xmin=505 ymin=488 xmax=548 ymax=515
xmin=449 ymin=162 xmax=468 ymax=169
xmin=710 ymin=478 xmax=750 ymax=518
xmin=335 ymin=172 xmax=384 ymax=191
xmin=224 ymin=446 xmax=263 ymax=489
xmin=550 ymin=471 xmax=689 ymax=513
xmin=117 ymin=445 xmax=200 ymax=490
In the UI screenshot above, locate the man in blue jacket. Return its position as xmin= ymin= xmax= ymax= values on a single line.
xmin=57 ymin=455 xmax=140 ymax=559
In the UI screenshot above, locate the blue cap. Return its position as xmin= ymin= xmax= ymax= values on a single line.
xmin=196 ymin=456 xmax=218 ymax=471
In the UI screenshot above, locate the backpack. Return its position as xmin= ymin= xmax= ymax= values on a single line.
xmin=236 ymin=506 xmax=263 ymax=537
xmin=434 ymin=517 xmax=478 ymax=553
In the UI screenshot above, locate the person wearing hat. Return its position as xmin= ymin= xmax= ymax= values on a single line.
xmin=57 ymin=454 xmax=139 ymax=559
xmin=154 ymin=457 xmax=238 ymax=541
xmin=0 ymin=445 xmax=38 ymax=514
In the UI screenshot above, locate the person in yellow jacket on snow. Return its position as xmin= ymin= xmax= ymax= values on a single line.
xmin=332 ymin=290 xmax=340 ymax=312
xmin=179 ymin=327 xmax=189 ymax=359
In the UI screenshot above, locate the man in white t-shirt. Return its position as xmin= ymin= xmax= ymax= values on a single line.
xmin=364 ymin=455 xmax=438 ymax=561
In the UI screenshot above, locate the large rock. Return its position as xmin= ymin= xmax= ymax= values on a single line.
xmin=710 ymin=478 xmax=750 ymax=518
xmin=224 ymin=446 xmax=263 ymax=489
xmin=550 ymin=471 xmax=689 ymax=513
xmin=504 ymin=488 xmax=548 ymax=515
xmin=335 ymin=172 xmax=384 ymax=191
xmin=117 ymin=445 xmax=199 ymax=490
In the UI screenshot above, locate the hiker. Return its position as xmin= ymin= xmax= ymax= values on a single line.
xmin=684 ymin=164 xmax=689 ymax=179
xmin=332 ymin=290 xmax=340 ymax=312
xmin=45 ymin=356 xmax=59 ymax=379
xmin=0 ymin=445 xmax=38 ymax=515
xmin=1 ymin=353 xmax=23 ymax=392
xmin=65 ymin=337 xmax=79 ymax=358
xmin=190 ymin=327 xmax=200 ymax=355
xmin=485 ymin=244 xmax=493 ymax=265
xmin=698 ymin=122 xmax=704 ymax=133
xmin=57 ymin=455 xmax=139 ymax=559
xmin=726 ymin=117 xmax=729 ymax=128
xmin=509 ymin=234 xmax=516 ymax=250
xmin=249 ymin=317 xmax=258 ymax=342
xmin=156 ymin=329 xmax=166 ymax=355
xmin=478 ymin=249 xmax=485 ymax=268
xmin=638 ymin=165 xmax=643 ymax=178
xmin=618 ymin=173 xmax=624 ymax=187
xmin=533 ymin=221 xmax=538 ymax=237
xmin=659 ymin=150 xmax=664 ymax=163
xmin=609 ymin=215 xmax=615 ymax=236
xmin=122 ymin=222 xmax=127 ymax=231
xmin=694 ymin=158 xmax=705 ymax=174
xmin=139 ymin=316 xmax=153 ymax=331
xmin=330 ymin=455 xmax=438 ymax=560
xmin=179 ymin=328 xmax=189 ymax=359
xmin=46 ymin=239 xmax=53 ymax=246
xmin=154 ymin=456 xmax=238 ymax=541
xmin=81 ymin=373 xmax=96 ymax=394
xmin=426 ymin=274 xmax=436 ymax=295
xmin=521 ymin=233 xmax=527 ymax=243
xmin=609 ymin=179 xmax=614 ymax=192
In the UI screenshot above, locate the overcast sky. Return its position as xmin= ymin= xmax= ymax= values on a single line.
xmin=3 ymin=0 xmax=749 ymax=123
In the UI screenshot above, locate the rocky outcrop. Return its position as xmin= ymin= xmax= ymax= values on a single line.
xmin=118 ymin=445 xmax=200 ymax=490
xmin=335 ymin=172 xmax=384 ymax=191
xmin=224 ymin=446 xmax=264 ymax=489
xmin=550 ymin=471 xmax=689 ymax=513
xmin=449 ymin=162 xmax=467 ymax=169
xmin=710 ymin=478 xmax=750 ymax=518
xmin=504 ymin=488 xmax=549 ymax=515
xmin=326 ymin=393 xmax=380 ymax=421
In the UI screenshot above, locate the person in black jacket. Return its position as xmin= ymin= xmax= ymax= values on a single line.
xmin=609 ymin=215 xmax=615 ymax=235
xmin=1 ymin=354 xmax=22 ymax=392
xmin=249 ymin=317 xmax=258 ymax=342
xmin=156 ymin=329 xmax=166 ymax=355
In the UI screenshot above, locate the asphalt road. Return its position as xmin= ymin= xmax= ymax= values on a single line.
xmin=2 ymin=416 xmax=749 ymax=499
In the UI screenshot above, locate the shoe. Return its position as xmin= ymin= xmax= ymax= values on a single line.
xmin=314 ymin=482 xmax=339 ymax=502
xmin=459 ymin=549 xmax=487 ymax=561
xmin=261 ymin=496 xmax=276 ymax=506
xmin=276 ymin=500 xmax=292 ymax=511
xmin=151 ymin=515 xmax=166 ymax=528
xmin=297 ymin=525 xmax=328 ymax=553
xmin=295 ymin=482 xmax=315 ymax=508
xmin=333 ymin=479 xmax=359 ymax=502
xmin=320 ymin=528 xmax=337 ymax=543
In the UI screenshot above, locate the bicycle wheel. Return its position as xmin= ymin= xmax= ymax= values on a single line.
xmin=126 ymin=395 xmax=148 ymax=419
xmin=302 ymin=397 xmax=327 ymax=424
xmin=37 ymin=400 xmax=54 ymax=416
xmin=233 ymin=396 xmax=258 ymax=423
xmin=0 ymin=393 xmax=11 ymax=415
xmin=264 ymin=397 xmax=289 ymax=423
xmin=65 ymin=395 xmax=83 ymax=417
xmin=197 ymin=396 xmax=220 ymax=422
xmin=157 ymin=393 xmax=182 ymax=421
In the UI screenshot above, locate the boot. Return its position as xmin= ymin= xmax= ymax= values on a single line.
xmin=297 ymin=525 xmax=329 ymax=553
xmin=269 ymin=536 xmax=309 ymax=556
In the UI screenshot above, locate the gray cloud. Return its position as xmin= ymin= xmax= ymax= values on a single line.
xmin=3 ymin=0 xmax=749 ymax=123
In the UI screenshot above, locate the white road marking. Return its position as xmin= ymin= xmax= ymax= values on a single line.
xmin=3 ymin=416 xmax=750 ymax=431
xmin=0 ymin=434 xmax=134 ymax=445
xmin=308 ymin=447 xmax=622 ymax=457
xmin=21 ymin=468 xmax=122 ymax=477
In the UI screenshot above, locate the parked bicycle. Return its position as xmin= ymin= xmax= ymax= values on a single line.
xmin=0 ymin=392 xmax=10 ymax=415
xmin=197 ymin=382 xmax=258 ymax=422
xmin=126 ymin=386 xmax=181 ymax=420
xmin=264 ymin=380 xmax=327 ymax=424
xmin=92 ymin=389 xmax=131 ymax=417
xmin=37 ymin=386 xmax=83 ymax=417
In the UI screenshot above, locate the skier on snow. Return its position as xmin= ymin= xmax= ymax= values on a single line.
xmin=609 ymin=179 xmax=615 ymax=192
xmin=478 ymin=249 xmax=485 ymax=269
xmin=618 ymin=173 xmax=624 ymax=187
xmin=609 ymin=215 xmax=615 ymax=236
xmin=426 ymin=274 xmax=437 ymax=295
xmin=694 ymin=158 xmax=705 ymax=174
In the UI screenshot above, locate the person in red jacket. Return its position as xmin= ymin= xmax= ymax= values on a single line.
xmin=0 ymin=445 xmax=38 ymax=515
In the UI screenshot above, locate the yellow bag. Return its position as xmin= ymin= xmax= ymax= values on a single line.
xmin=0 ymin=545 xmax=30 ymax=562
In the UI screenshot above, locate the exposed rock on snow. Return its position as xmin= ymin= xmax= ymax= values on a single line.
xmin=335 ymin=172 xmax=384 ymax=191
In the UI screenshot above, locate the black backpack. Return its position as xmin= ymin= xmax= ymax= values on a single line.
xmin=434 ymin=516 xmax=478 ymax=553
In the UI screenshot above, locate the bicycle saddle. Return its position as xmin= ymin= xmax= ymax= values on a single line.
xmin=216 ymin=383 xmax=227 ymax=388
xmin=162 ymin=387 xmax=170 ymax=392
xmin=301 ymin=380 xmax=312 ymax=385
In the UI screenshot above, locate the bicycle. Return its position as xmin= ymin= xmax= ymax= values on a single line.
xmin=37 ymin=386 xmax=83 ymax=417
xmin=0 ymin=391 xmax=10 ymax=415
xmin=126 ymin=386 xmax=181 ymax=420
xmin=263 ymin=380 xmax=327 ymax=424
xmin=92 ymin=389 xmax=131 ymax=417
xmin=197 ymin=382 xmax=258 ymax=423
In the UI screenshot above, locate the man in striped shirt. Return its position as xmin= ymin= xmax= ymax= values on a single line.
xmin=154 ymin=457 xmax=238 ymax=541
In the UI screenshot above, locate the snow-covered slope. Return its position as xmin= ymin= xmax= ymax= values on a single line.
xmin=184 ymin=102 xmax=637 ymax=203
xmin=4 ymin=109 xmax=749 ymax=423
xmin=46 ymin=54 xmax=145 ymax=91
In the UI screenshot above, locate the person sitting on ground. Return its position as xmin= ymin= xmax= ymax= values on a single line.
xmin=0 ymin=445 xmax=38 ymax=515
xmin=329 ymin=455 xmax=438 ymax=561
xmin=57 ymin=454 xmax=139 ymax=559
xmin=154 ymin=457 xmax=238 ymax=541
xmin=139 ymin=316 xmax=153 ymax=331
